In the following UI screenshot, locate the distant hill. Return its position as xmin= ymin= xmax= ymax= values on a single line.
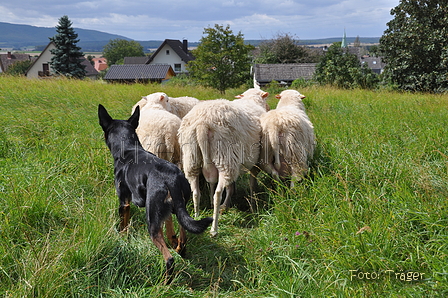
xmin=245 ymin=37 xmax=380 ymax=47
xmin=0 ymin=22 xmax=132 ymax=51
xmin=0 ymin=22 xmax=379 ymax=53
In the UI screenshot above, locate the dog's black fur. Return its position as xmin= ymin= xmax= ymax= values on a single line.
xmin=98 ymin=104 xmax=212 ymax=281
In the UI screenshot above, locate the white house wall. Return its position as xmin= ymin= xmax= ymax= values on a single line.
xmin=26 ymin=43 xmax=56 ymax=79
xmin=149 ymin=44 xmax=188 ymax=73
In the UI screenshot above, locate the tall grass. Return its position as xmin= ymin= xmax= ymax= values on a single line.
xmin=0 ymin=76 xmax=446 ymax=297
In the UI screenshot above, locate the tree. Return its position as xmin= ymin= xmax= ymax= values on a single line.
xmin=255 ymin=33 xmax=315 ymax=63
xmin=102 ymin=39 xmax=145 ymax=66
xmin=5 ymin=60 xmax=33 ymax=76
xmin=380 ymin=0 xmax=448 ymax=92
xmin=49 ymin=15 xmax=86 ymax=78
xmin=187 ymin=24 xmax=254 ymax=93
xmin=314 ymin=42 xmax=378 ymax=89
xmin=353 ymin=36 xmax=361 ymax=48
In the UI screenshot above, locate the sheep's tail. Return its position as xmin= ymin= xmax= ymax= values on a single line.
xmin=173 ymin=178 xmax=213 ymax=234
xmin=196 ymin=124 xmax=212 ymax=166
xmin=269 ymin=128 xmax=281 ymax=171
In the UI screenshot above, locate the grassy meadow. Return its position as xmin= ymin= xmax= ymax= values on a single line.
xmin=0 ymin=76 xmax=447 ymax=297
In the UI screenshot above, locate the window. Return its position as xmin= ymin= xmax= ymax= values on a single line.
xmin=166 ymin=50 xmax=170 ymax=55
xmin=174 ymin=64 xmax=181 ymax=72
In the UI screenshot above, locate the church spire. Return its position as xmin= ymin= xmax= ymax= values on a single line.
xmin=341 ymin=29 xmax=347 ymax=48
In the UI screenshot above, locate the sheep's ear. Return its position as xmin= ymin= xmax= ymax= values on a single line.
xmin=300 ymin=94 xmax=306 ymax=99
xmin=275 ymin=94 xmax=281 ymax=99
xmin=261 ymin=91 xmax=269 ymax=98
xmin=98 ymin=104 xmax=113 ymax=131
xmin=159 ymin=95 xmax=165 ymax=101
xmin=235 ymin=94 xmax=243 ymax=99
xmin=128 ymin=105 xmax=140 ymax=130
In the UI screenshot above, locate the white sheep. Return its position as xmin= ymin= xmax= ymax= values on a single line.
xmin=178 ymin=88 xmax=269 ymax=236
xmin=132 ymin=95 xmax=199 ymax=119
xmin=260 ymin=89 xmax=315 ymax=186
xmin=134 ymin=92 xmax=182 ymax=165
xmin=167 ymin=96 xmax=200 ymax=119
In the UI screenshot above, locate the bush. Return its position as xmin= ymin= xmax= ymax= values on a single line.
xmin=314 ymin=42 xmax=379 ymax=89
xmin=291 ymin=78 xmax=314 ymax=89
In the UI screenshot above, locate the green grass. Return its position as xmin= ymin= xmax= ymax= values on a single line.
xmin=0 ymin=76 xmax=446 ymax=297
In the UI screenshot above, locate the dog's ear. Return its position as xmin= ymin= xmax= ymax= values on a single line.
xmin=128 ymin=105 xmax=139 ymax=130
xmin=98 ymin=104 xmax=113 ymax=131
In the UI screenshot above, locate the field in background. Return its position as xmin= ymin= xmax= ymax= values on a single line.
xmin=0 ymin=76 xmax=446 ymax=297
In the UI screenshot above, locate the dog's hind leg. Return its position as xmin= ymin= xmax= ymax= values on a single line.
xmin=165 ymin=215 xmax=187 ymax=257
xmin=151 ymin=227 xmax=175 ymax=283
xmin=175 ymin=226 xmax=187 ymax=257
xmin=165 ymin=214 xmax=178 ymax=249
xmin=119 ymin=199 xmax=131 ymax=232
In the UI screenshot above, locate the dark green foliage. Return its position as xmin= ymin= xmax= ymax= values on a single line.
xmin=49 ymin=15 xmax=86 ymax=79
xmin=187 ymin=24 xmax=254 ymax=94
xmin=102 ymin=39 xmax=145 ymax=66
xmin=314 ymin=42 xmax=379 ymax=89
xmin=380 ymin=0 xmax=448 ymax=92
xmin=255 ymin=33 xmax=319 ymax=63
xmin=4 ymin=60 xmax=33 ymax=76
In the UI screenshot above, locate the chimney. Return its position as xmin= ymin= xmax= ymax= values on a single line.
xmin=7 ymin=52 xmax=12 ymax=59
xmin=182 ymin=40 xmax=188 ymax=53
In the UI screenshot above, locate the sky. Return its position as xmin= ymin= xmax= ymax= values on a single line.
xmin=1 ymin=0 xmax=399 ymax=41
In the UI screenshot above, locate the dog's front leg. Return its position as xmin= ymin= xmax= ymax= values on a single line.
xmin=119 ymin=199 xmax=131 ymax=232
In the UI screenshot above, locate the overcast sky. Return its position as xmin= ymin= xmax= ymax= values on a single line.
xmin=1 ymin=0 xmax=399 ymax=41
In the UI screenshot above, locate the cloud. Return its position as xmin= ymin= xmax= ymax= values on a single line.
xmin=0 ymin=0 xmax=398 ymax=41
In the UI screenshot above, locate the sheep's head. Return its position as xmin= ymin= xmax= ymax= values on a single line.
xmin=275 ymin=90 xmax=305 ymax=100
xmin=275 ymin=90 xmax=306 ymax=110
xmin=236 ymin=88 xmax=269 ymax=99
xmin=145 ymin=92 xmax=170 ymax=109
xmin=235 ymin=88 xmax=269 ymax=109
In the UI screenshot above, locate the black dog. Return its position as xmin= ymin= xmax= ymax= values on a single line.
xmin=98 ymin=104 xmax=212 ymax=281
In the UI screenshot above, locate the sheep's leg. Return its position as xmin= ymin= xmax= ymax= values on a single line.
xmin=203 ymin=163 xmax=219 ymax=209
xmin=210 ymin=178 xmax=225 ymax=237
xmin=191 ymin=176 xmax=201 ymax=217
xmin=220 ymin=182 xmax=235 ymax=211
xmin=209 ymin=182 xmax=216 ymax=208
xmin=248 ymin=167 xmax=260 ymax=212
xmin=274 ymin=150 xmax=281 ymax=172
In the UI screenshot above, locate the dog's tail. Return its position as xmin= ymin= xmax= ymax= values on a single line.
xmin=173 ymin=178 xmax=213 ymax=234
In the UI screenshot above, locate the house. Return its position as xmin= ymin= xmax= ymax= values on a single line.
xmin=145 ymin=39 xmax=194 ymax=74
xmin=92 ymin=57 xmax=108 ymax=72
xmin=103 ymin=64 xmax=175 ymax=83
xmin=26 ymin=42 xmax=99 ymax=79
xmin=252 ymin=63 xmax=317 ymax=87
xmin=104 ymin=39 xmax=193 ymax=83
xmin=0 ymin=51 xmax=34 ymax=73
xmin=360 ymin=56 xmax=385 ymax=74
xmin=81 ymin=59 xmax=99 ymax=79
